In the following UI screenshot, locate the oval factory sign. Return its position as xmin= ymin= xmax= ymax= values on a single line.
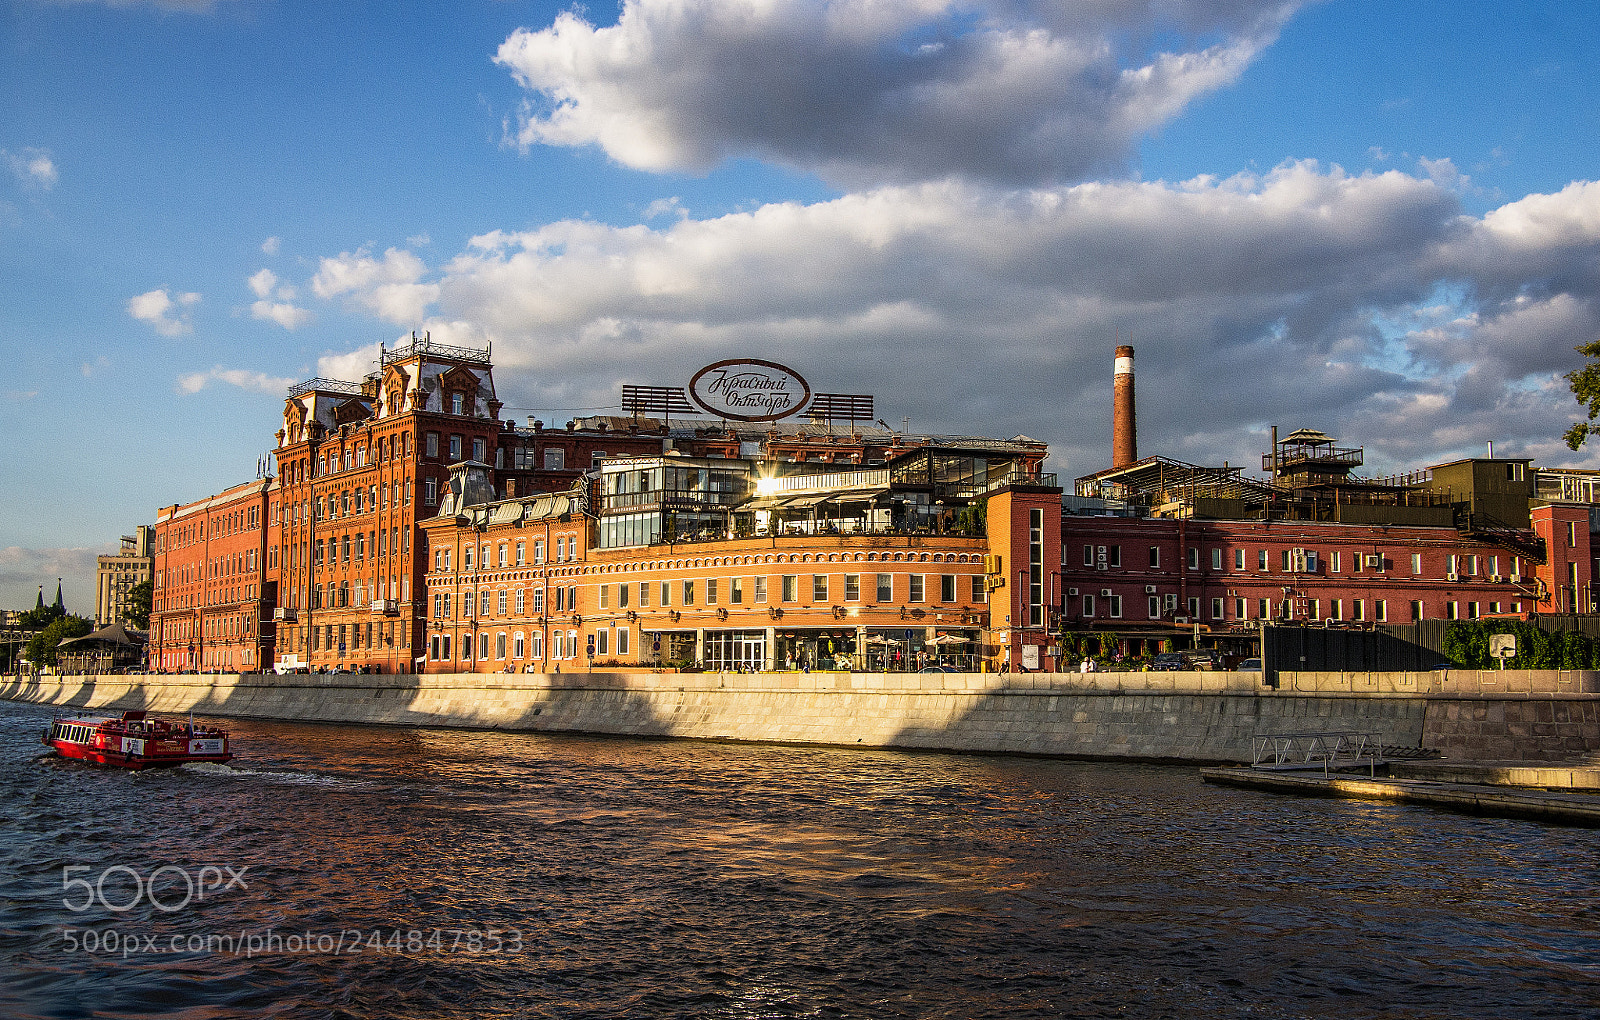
xmin=688 ymin=359 xmax=811 ymax=422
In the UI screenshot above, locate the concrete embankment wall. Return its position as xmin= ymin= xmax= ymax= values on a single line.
xmin=6 ymin=669 xmax=1597 ymax=762
xmin=0 ymin=669 xmax=1426 ymax=764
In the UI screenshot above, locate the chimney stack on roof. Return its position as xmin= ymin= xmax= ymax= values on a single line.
xmin=1112 ymin=345 xmax=1137 ymax=468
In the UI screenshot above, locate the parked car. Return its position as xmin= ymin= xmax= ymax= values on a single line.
xmin=1237 ymin=657 xmax=1262 ymax=672
xmin=1151 ymin=652 xmax=1190 ymax=671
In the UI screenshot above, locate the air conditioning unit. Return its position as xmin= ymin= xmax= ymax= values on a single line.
xmin=1445 ymin=572 xmax=1459 ymax=582
xmin=1067 ymin=588 xmax=1079 ymax=596
xmin=1489 ymin=574 xmax=1503 ymax=583
xmin=1510 ymin=573 xmax=1522 ymax=583
xmin=1100 ymin=588 xmax=1112 ymax=597
xmin=1145 ymin=585 xmax=1158 ymax=594
xmin=1365 ymin=555 xmax=1381 ymax=568
xmin=1173 ymin=617 xmax=1189 ymax=625
xmin=272 ymin=607 xmax=296 ymax=622
xmin=1096 ymin=563 xmax=1108 ymax=571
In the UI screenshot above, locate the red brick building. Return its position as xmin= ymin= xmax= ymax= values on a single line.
xmin=150 ymin=479 xmax=272 ymax=672
xmin=268 ymin=335 xmax=662 ymax=672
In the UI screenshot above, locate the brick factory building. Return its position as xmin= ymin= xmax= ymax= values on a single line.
xmin=149 ymin=479 xmax=272 ymax=673
xmin=144 ymin=338 xmax=1600 ymax=674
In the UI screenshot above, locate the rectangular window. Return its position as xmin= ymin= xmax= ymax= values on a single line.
xmin=516 ymin=541 xmax=526 ymax=565
xmin=910 ymin=574 xmax=925 ymax=602
xmin=424 ymin=478 xmax=437 ymax=506
xmin=498 ymin=544 xmax=508 ymax=568
xmin=1331 ymin=550 xmax=1341 ymax=573
xmin=473 ymin=438 xmax=486 ymax=463
xmin=1083 ymin=544 xmax=1094 ymax=567
xmin=1281 ymin=549 xmax=1291 ymax=571
xmin=1187 ymin=597 xmax=1200 ymax=618
xmin=1259 ymin=598 xmax=1271 ymax=620
xmin=707 ymin=579 xmax=717 ymax=605
xmin=1257 ymin=550 xmax=1268 ymax=570
xmin=1188 ymin=548 xmax=1200 ymax=570
xmin=1210 ymin=548 xmax=1222 ymax=570
xmin=813 ymin=574 xmax=828 ymax=601
xmin=497 ymin=590 xmax=507 ymax=615
xmin=683 ymin=581 xmax=695 ymax=606
xmin=1148 ymin=596 xmax=1161 ymax=618
xmin=782 ymin=575 xmax=798 ymax=602
xmin=941 ymin=574 xmax=957 ymax=602
xmin=532 ymin=588 xmax=545 ymax=614
xmin=1082 ymin=594 xmax=1095 ymax=616
xmin=1235 ymin=598 xmax=1247 ymax=619
xmin=617 ymin=628 xmax=629 ymax=655
xmin=599 ymin=584 xmax=610 ymax=610
xmin=1376 ymin=599 xmax=1387 ymax=622
xmin=754 ymin=576 xmax=767 ymax=603
xmin=639 ymin=582 xmax=649 ymax=608
xmin=544 ymin=448 xmax=565 ymax=470
xmin=1412 ymin=553 xmax=1423 ymax=575
xmin=876 ymin=573 xmax=892 ymax=602
xmin=426 ymin=432 xmax=439 ymax=458
xmin=449 ymin=435 xmax=462 ymax=460
xmin=845 ymin=574 xmax=860 ymax=601
xmin=1107 ymin=595 xmax=1122 ymax=618
xmin=660 ymin=582 xmax=670 ymax=607
xmin=1234 ymin=549 xmax=1245 ymax=570
xmin=515 ymin=589 xmax=525 ymax=614
xmin=730 ymin=577 xmax=743 ymax=604
xmin=534 ymin=539 xmax=545 ymax=564
xmin=1447 ymin=601 xmax=1459 ymax=620
xmin=971 ymin=575 xmax=986 ymax=603
xmin=597 ymin=630 xmax=608 ymax=656
xmin=1149 ymin=546 xmax=1160 ymax=568
xmin=1411 ymin=600 xmax=1424 ymax=622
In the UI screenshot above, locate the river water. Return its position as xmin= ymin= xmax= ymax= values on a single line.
xmin=2 ymin=699 xmax=1597 ymax=1020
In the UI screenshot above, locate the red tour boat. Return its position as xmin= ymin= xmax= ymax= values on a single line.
xmin=43 ymin=710 xmax=233 ymax=769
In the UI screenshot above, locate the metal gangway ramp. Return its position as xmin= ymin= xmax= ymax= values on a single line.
xmin=1251 ymin=732 xmax=1386 ymax=777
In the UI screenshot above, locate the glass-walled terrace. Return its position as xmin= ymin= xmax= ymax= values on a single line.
xmin=597 ymin=458 xmax=752 ymax=513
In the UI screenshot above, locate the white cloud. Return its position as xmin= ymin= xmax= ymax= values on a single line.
xmin=250 ymin=300 xmax=315 ymax=330
xmin=312 ymin=247 xmax=438 ymax=324
xmin=496 ymin=0 xmax=1301 ymax=187
xmin=303 ymin=163 xmax=1600 ymax=477
xmin=176 ymin=366 xmax=296 ymax=396
xmin=127 ymin=288 xmax=200 ymax=337
xmin=247 ymin=268 xmax=278 ymax=298
xmin=261 ymin=235 xmax=281 ymax=255
xmin=315 ymin=343 xmax=386 ymax=384
xmin=4 ymin=147 xmax=58 ymax=190
xmin=246 ymin=268 xmax=313 ymax=329
xmin=643 ymin=196 xmax=688 ymax=221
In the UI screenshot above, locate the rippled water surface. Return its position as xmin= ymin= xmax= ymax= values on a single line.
xmin=3 ymin=699 xmax=1598 ymax=1019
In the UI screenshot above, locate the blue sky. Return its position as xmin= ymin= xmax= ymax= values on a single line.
xmin=3 ymin=0 xmax=1599 ymax=611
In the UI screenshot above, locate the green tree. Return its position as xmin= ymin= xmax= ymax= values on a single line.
xmin=18 ymin=603 xmax=63 ymax=629
xmin=1565 ymin=340 xmax=1600 ymax=449
xmin=127 ymin=579 xmax=152 ymax=630
xmin=25 ymin=616 xmax=92 ymax=669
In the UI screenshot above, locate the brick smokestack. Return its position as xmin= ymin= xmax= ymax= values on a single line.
xmin=1112 ymin=345 xmax=1137 ymax=468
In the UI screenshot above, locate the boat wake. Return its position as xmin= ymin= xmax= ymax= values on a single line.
xmin=179 ymin=762 xmax=358 ymax=786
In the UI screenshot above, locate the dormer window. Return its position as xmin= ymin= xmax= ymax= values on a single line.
xmin=451 ymin=393 xmax=464 ymax=415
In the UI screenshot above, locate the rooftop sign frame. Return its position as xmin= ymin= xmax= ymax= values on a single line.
xmin=688 ymin=359 xmax=812 ymax=422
